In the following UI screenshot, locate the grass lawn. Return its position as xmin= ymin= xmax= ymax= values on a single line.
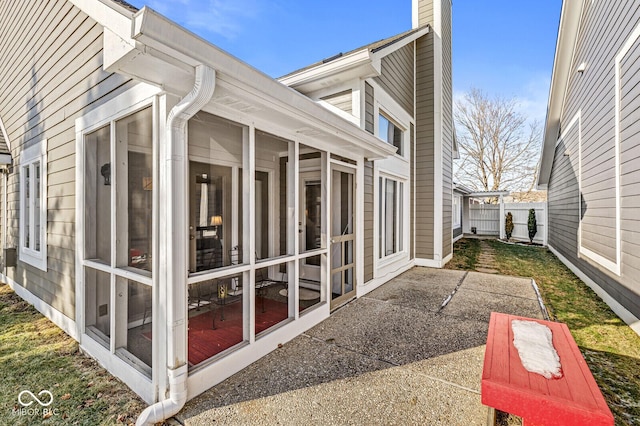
xmin=0 ymin=284 xmax=146 ymax=425
xmin=448 ymin=238 xmax=640 ymax=426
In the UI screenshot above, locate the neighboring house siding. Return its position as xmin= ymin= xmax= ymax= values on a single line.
xmin=441 ymin=0 xmax=453 ymax=258
xmin=321 ymin=90 xmax=352 ymax=114
xmin=548 ymin=125 xmax=580 ymax=256
xmin=0 ymin=0 xmax=134 ymax=318
xmin=364 ymin=82 xmax=375 ymax=134
xmin=364 ymin=161 xmax=374 ymax=282
xmin=373 ymin=44 xmax=415 ymax=115
xmin=548 ymin=0 xmax=640 ymax=318
xmin=415 ymin=34 xmax=435 ymax=259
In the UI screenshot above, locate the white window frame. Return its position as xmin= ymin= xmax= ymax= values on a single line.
xmin=453 ymin=194 xmax=462 ymax=229
xmin=19 ymin=139 xmax=47 ymax=271
xmin=378 ymin=111 xmax=404 ymax=156
xmin=378 ymin=174 xmax=406 ymax=261
xmin=75 ymin=84 xmax=160 ymax=399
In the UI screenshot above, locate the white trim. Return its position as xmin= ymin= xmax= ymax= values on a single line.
xmin=186 ymin=300 xmax=330 ymax=400
xmin=358 ymin=259 xmax=414 ymax=298
xmin=433 ymin=11 xmax=444 ymax=263
xmin=0 ymin=273 xmax=77 ymax=339
xmin=76 ymin=84 xmax=162 ymax=132
xmin=75 ymin=85 xmax=161 ymax=403
xmin=453 ymin=233 xmax=464 ymax=243
xmin=80 ymin=334 xmax=154 ymax=403
xmin=415 ymin=253 xmax=453 ymax=269
xmin=0 ymin=116 xmax=11 ymax=154
xmin=559 ymin=110 xmax=621 ymax=274
xmin=19 ymin=139 xmax=47 ymax=271
xmin=548 ymin=244 xmax=640 ymax=337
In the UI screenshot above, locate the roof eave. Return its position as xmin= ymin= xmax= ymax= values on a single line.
xmin=278 ymin=50 xmax=379 ymax=92
xmin=103 ymin=6 xmax=395 ymax=161
xmin=279 ymin=26 xmax=429 ymax=93
xmin=538 ymin=0 xmax=585 ymax=188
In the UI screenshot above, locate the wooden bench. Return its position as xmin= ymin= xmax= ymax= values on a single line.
xmin=482 ymin=312 xmax=614 ymax=426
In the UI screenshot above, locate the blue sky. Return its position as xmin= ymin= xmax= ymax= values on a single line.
xmin=127 ymin=0 xmax=562 ymax=123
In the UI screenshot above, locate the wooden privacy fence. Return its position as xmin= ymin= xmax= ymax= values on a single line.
xmin=468 ymin=202 xmax=546 ymax=245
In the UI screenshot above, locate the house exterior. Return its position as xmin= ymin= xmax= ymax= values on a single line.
xmin=538 ymin=0 xmax=640 ymax=334
xmin=0 ymin=0 xmax=453 ymax=422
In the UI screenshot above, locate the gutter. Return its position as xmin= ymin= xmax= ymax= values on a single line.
xmin=136 ymin=64 xmax=216 ymax=426
xmin=537 ymin=0 xmax=585 ymax=188
xmin=129 ymin=7 xmax=395 ymax=161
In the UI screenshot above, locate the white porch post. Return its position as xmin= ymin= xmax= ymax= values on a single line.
xmin=499 ymin=195 xmax=505 ymax=240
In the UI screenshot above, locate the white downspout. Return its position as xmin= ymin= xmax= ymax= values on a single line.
xmin=136 ymin=64 xmax=216 ymax=426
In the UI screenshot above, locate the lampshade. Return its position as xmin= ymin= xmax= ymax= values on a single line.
xmin=210 ymin=215 xmax=223 ymax=226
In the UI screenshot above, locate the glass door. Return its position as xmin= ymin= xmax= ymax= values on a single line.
xmin=299 ymin=172 xmax=322 ymax=284
xmin=330 ymin=165 xmax=356 ymax=310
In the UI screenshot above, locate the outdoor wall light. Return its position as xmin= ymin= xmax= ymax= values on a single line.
xmin=577 ymin=62 xmax=586 ymax=74
xmin=101 ymin=163 xmax=111 ymax=185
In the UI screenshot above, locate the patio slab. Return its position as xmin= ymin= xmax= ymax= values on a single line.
xmin=177 ymin=268 xmax=545 ymax=426
xmin=362 ymin=268 xmax=465 ymax=312
xmin=306 ymin=298 xmax=488 ymax=365
xmin=462 ymin=272 xmax=538 ymax=299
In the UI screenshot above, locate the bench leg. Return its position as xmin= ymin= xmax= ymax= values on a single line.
xmin=486 ymin=407 xmax=496 ymax=426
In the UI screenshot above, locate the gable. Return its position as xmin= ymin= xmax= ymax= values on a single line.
xmin=373 ymin=43 xmax=415 ymax=115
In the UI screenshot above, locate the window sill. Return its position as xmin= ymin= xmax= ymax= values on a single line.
xmin=377 ymin=251 xmax=408 ymax=269
xmin=19 ymin=249 xmax=47 ymax=272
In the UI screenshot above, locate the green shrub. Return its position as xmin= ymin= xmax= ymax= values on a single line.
xmin=505 ymin=212 xmax=514 ymax=240
xmin=528 ymin=209 xmax=537 ymax=243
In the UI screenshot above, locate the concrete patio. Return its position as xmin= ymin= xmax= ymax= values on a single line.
xmin=176 ymin=267 xmax=546 ymax=425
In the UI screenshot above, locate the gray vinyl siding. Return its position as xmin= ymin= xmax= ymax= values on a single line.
xmin=364 ymin=161 xmax=374 ymax=282
xmin=415 ymin=33 xmax=435 ymax=259
xmin=373 ymin=44 xmax=415 ymax=115
xmin=364 ymin=82 xmax=374 ymax=134
xmin=547 ymin=0 xmax=640 ymax=318
xmin=548 ymin=124 xmax=580 ymax=255
xmin=441 ymin=0 xmax=453 ymax=258
xmin=321 ymin=90 xmax=352 ymax=114
xmin=0 ymin=0 xmax=134 ymax=319
xmin=453 ymin=226 xmax=462 ymax=239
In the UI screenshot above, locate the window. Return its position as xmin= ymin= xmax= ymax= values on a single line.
xmin=83 ymin=106 xmax=154 ymax=374
xmin=379 ymin=176 xmax=404 ymax=258
xmin=453 ymin=195 xmax=462 ymax=229
xmin=378 ymin=113 xmax=403 ymax=156
xmin=20 ymin=139 xmax=47 ymax=270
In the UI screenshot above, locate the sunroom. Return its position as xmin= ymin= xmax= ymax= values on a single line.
xmin=76 ymin=7 xmax=396 ymax=404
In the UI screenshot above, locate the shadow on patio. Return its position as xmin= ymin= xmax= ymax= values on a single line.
xmin=177 ymin=267 xmax=545 ymax=425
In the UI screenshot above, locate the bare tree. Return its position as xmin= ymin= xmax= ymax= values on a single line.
xmin=454 ymin=89 xmax=541 ymax=196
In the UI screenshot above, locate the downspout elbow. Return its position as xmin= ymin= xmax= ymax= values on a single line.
xmin=136 ymin=365 xmax=188 ymax=426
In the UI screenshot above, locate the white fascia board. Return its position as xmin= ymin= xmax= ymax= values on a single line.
xmin=468 ymin=190 xmax=510 ymax=198
xmin=68 ymin=1 xmax=140 ymax=72
xmin=538 ymin=0 xmax=585 ymax=188
xmin=69 ymin=0 xmax=134 ymax=42
xmin=128 ymin=7 xmax=396 ymax=160
xmin=278 ymin=50 xmax=375 ymax=88
xmin=370 ymin=27 xmax=429 ymax=63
